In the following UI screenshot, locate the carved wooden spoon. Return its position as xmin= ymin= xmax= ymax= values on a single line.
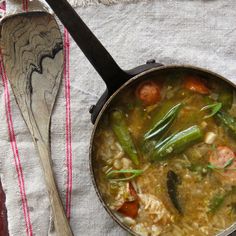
xmin=0 ymin=12 xmax=73 ymax=236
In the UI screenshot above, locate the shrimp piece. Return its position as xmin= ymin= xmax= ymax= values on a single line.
xmin=209 ymin=146 xmax=236 ymax=184
xmin=138 ymin=194 xmax=172 ymax=224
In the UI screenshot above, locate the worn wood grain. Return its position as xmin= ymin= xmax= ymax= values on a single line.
xmin=1 ymin=12 xmax=73 ymax=236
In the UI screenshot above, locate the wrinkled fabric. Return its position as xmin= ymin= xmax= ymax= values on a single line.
xmin=0 ymin=0 xmax=236 ymax=235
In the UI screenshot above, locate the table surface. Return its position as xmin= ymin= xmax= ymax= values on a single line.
xmin=1 ymin=0 xmax=236 ymax=235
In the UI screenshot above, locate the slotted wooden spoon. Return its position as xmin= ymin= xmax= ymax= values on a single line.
xmin=0 ymin=11 xmax=73 ymax=236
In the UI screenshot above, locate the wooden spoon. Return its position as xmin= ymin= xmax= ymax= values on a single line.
xmin=0 ymin=11 xmax=73 ymax=236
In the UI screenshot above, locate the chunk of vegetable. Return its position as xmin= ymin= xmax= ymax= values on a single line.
xmin=167 ymin=170 xmax=182 ymax=213
xmin=208 ymin=193 xmax=226 ymax=213
xmin=110 ymin=110 xmax=139 ymax=165
xmin=209 ymin=146 xmax=236 ymax=184
xmin=216 ymin=110 xmax=236 ymax=137
xmin=183 ymin=75 xmax=210 ymax=94
xmin=151 ymin=125 xmax=203 ymax=161
xmin=144 ymin=103 xmax=182 ymax=140
xmin=136 ymin=80 xmax=161 ymax=105
xmin=204 ymin=132 xmax=217 ymax=144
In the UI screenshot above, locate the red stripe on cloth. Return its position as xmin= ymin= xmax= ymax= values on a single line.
xmin=22 ymin=0 xmax=28 ymax=12
xmin=63 ymin=28 xmax=73 ymax=219
xmin=0 ymin=54 xmax=33 ymax=236
xmin=0 ymin=1 xmax=6 ymax=11
xmin=0 ymin=2 xmax=32 ymax=234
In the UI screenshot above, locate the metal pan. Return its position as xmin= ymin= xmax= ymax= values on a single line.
xmin=45 ymin=0 xmax=236 ymax=235
xmin=90 ymin=65 xmax=236 ymax=236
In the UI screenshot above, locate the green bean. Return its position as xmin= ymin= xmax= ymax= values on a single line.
xmin=208 ymin=193 xmax=226 ymax=213
xmin=147 ymin=100 xmax=181 ymax=129
xmin=203 ymin=96 xmax=236 ymax=135
xmin=216 ymin=110 xmax=236 ymax=136
xmin=204 ymin=94 xmax=236 ymax=135
xmin=208 ymin=187 xmax=236 ymax=213
xmin=144 ymin=103 xmax=182 ymax=140
xmin=200 ymin=102 xmax=222 ymax=119
xmin=151 ymin=125 xmax=203 ymax=161
xmin=110 ymin=110 xmax=139 ymax=165
xmin=187 ymin=163 xmax=209 ymax=176
xmin=106 ymin=169 xmax=143 ymax=181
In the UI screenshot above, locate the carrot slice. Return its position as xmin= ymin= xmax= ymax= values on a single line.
xmin=117 ymin=182 xmax=139 ymax=218
xmin=209 ymin=146 xmax=236 ymax=184
xmin=118 ymin=200 xmax=139 ymax=218
xmin=136 ymin=80 xmax=161 ymax=105
xmin=183 ymin=76 xmax=210 ymax=94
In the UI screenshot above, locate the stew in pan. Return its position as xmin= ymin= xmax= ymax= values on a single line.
xmin=93 ymin=70 xmax=236 ymax=236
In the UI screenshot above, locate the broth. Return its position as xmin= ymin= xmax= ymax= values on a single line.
xmin=93 ymin=70 xmax=236 ymax=236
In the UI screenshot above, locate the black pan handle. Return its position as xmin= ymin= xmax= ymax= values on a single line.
xmin=45 ymin=0 xmax=162 ymax=92
xmin=45 ymin=0 xmax=163 ymax=123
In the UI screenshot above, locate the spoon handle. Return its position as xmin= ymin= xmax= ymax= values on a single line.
xmin=37 ymin=141 xmax=73 ymax=236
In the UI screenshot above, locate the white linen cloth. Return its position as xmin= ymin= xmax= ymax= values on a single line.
xmin=0 ymin=0 xmax=236 ymax=235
